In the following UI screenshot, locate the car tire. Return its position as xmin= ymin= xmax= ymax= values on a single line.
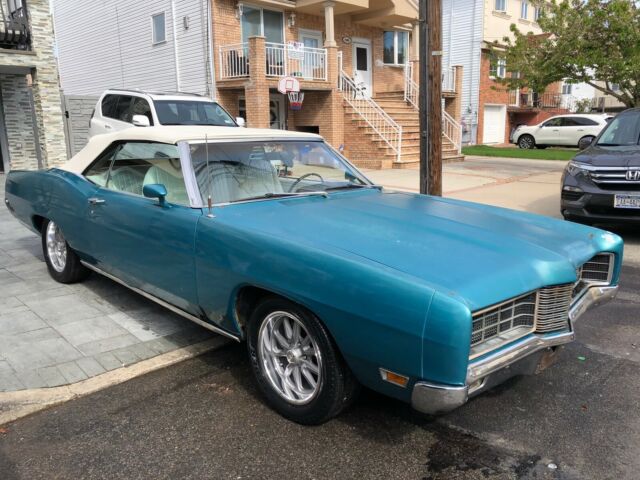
xmin=41 ymin=219 xmax=89 ymax=284
xmin=518 ymin=134 xmax=535 ymax=149
xmin=247 ymin=296 xmax=359 ymax=425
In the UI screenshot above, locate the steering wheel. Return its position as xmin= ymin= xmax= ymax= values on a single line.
xmin=288 ymin=173 xmax=325 ymax=192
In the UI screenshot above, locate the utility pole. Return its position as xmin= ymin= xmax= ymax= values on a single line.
xmin=418 ymin=0 xmax=442 ymax=196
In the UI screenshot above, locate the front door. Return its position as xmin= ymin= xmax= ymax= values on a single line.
xmin=270 ymin=93 xmax=286 ymax=130
xmin=352 ymin=39 xmax=372 ymax=98
xmin=299 ymin=29 xmax=323 ymax=79
xmin=537 ymin=117 xmax=562 ymax=144
xmin=82 ymin=141 xmax=200 ymax=314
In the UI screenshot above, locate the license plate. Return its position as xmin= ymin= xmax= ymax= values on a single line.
xmin=614 ymin=194 xmax=640 ymax=209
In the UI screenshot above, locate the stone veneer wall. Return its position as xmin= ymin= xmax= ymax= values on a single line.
xmin=0 ymin=75 xmax=38 ymax=170
xmin=0 ymin=0 xmax=67 ymax=170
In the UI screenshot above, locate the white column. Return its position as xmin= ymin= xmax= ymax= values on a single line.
xmin=324 ymin=1 xmax=336 ymax=47
xmin=411 ymin=21 xmax=419 ymax=61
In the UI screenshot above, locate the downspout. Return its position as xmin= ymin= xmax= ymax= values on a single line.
xmin=171 ymin=0 xmax=181 ymax=91
xmin=206 ymin=0 xmax=216 ymax=99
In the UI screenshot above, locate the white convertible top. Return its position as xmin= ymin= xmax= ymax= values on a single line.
xmin=60 ymin=125 xmax=323 ymax=174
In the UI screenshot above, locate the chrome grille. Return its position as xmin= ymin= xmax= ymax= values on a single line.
xmin=535 ymin=284 xmax=573 ymax=333
xmin=471 ymin=292 xmax=536 ymax=347
xmin=589 ymin=167 xmax=640 ymax=191
xmin=580 ymin=253 xmax=613 ymax=283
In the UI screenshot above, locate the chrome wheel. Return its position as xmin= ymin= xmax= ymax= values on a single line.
xmin=258 ymin=311 xmax=322 ymax=405
xmin=45 ymin=221 xmax=67 ymax=273
xmin=518 ymin=135 xmax=534 ymax=149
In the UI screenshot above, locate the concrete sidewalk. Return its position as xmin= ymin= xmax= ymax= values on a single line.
xmin=0 ymin=157 xmax=566 ymax=396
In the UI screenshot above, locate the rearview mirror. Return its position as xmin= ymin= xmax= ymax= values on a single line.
xmin=132 ymin=115 xmax=151 ymax=127
xmin=143 ymin=183 xmax=167 ymax=206
xmin=236 ymin=117 xmax=246 ymax=127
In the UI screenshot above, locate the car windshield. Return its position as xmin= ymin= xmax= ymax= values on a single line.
xmin=189 ymin=140 xmax=371 ymax=204
xmin=596 ymin=111 xmax=640 ymax=146
xmin=155 ymin=100 xmax=236 ymax=126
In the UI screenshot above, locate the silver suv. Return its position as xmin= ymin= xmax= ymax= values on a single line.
xmin=89 ymin=89 xmax=242 ymax=137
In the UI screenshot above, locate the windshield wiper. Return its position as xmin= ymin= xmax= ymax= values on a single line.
xmin=325 ymin=184 xmax=382 ymax=191
xmin=232 ymin=191 xmax=329 ymax=202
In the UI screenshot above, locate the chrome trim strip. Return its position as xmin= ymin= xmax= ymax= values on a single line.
xmin=466 ymin=330 xmax=574 ymax=385
xmin=569 ymin=284 xmax=618 ymax=322
xmin=80 ymin=261 xmax=241 ymax=342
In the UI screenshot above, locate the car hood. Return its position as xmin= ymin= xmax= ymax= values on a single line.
xmin=225 ymin=190 xmax=621 ymax=312
xmin=575 ymin=145 xmax=640 ymax=167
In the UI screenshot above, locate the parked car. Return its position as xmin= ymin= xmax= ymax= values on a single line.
xmin=89 ymin=89 xmax=242 ymax=137
xmin=562 ymin=108 xmax=640 ymax=224
xmin=511 ymin=114 xmax=612 ymax=149
xmin=5 ymin=126 xmax=622 ymax=424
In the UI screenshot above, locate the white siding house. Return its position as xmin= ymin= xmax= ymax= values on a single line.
xmin=442 ymin=0 xmax=484 ymax=144
xmin=52 ymin=0 xmax=214 ymax=97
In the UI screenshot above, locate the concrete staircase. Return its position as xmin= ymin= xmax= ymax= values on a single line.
xmin=344 ymin=91 xmax=464 ymax=169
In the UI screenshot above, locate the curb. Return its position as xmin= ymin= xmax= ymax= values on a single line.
xmin=0 ymin=336 xmax=231 ymax=425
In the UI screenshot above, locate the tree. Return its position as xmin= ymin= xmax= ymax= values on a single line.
xmin=492 ymin=0 xmax=640 ymax=107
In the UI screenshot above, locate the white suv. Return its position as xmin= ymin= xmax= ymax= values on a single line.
xmin=89 ymin=90 xmax=242 ymax=137
xmin=511 ymin=114 xmax=612 ymax=149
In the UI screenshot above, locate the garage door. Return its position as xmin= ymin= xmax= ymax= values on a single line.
xmin=483 ymin=105 xmax=506 ymax=144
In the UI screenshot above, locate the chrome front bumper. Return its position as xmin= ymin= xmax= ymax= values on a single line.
xmin=411 ymin=284 xmax=618 ymax=415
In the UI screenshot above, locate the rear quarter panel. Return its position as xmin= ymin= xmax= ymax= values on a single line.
xmin=5 ymin=169 xmax=97 ymax=257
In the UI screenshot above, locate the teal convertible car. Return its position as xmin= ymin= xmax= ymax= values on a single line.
xmin=5 ymin=126 xmax=622 ymax=424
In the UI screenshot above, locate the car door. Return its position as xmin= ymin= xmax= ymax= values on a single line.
xmin=93 ymin=94 xmax=135 ymax=134
xmin=82 ymin=141 xmax=201 ymax=314
xmin=556 ymin=116 xmax=583 ymax=146
xmin=536 ymin=117 xmax=562 ymax=145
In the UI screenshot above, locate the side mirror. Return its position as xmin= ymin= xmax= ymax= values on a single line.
xmin=235 ymin=117 xmax=246 ymax=127
xmin=578 ymin=137 xmax=594 ymax=150
xmin=132 ymin=114 xmax=151 ymax=127
xmin=143 ymin=183 xmax=167 ymax=206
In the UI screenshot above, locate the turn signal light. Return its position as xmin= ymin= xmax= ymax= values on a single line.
xmin=379 ymin=368 xmax=409 ymax=387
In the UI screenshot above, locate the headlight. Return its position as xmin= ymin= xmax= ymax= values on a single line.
xmin=566 ymin=161 xmax=588 ymax=176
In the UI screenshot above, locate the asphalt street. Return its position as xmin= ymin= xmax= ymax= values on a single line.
xmin=1 ymin=257 xmax=639 ymax=480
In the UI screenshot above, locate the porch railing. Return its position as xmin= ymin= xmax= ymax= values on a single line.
xmin=218 ymin=42 xmax=327 ymax=81
xmin=442 ymin=66 xmax=456 ymax=93
xmin=265 ymin=42 xmax=327 ymax=81
xmin=219 ymin=42 xmax=250 ymax=79
xmin=508 ymin=91 xmax=565 ymax=109
xmin=404 ymin=63 xmax=419 ymax=109
xmin=0 ymin=0 xmax=30 ymax=50
xmin=339 ymin=70 xmax=402 ymax=163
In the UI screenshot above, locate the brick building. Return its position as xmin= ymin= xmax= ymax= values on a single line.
xmin=53 ymin=0 xmax=464 ymax=170
xmin=0 ymin=0 xmax=66 ymax=172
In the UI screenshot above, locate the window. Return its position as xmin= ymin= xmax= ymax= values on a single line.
xmin=534 ymin=6 xmax=542 ymax=21
xmin=490 ymin=58 xmax=507 ymax=79
xmin=562 ymin=83 xmax=573 ymax=95
xmin=383 ymin=31 xmax=408 ymax=66
xmin=152 ymin=12 xmax=166 ymax=44
xmin=84 ymin=142 xmax=188 ymax=205
xmin=611 ymin=83 xmax=620 ymax=92
xmin=571 ymin=117 xmax=599 ymax=126
xmin=240 ymin=5 xmax=284 ymax=44
xmin=520 ymin=0 xmax=528 ymax=19
xmin=101 ymin=95 xmax=133 ymax=122
xmin=597 ymin=111 xmax=640 ymax=146
xmin=189 ymin=141 xmax=368 ymax=205
xmin=495 ymin=0 xmax=507 ymax=12
xmin=542 ymin=118 xmax=562 ymax=127
xmin=154 ymin=100 xmax=236 ymax=126
xmin=131 ymin=98 xmax=154 ymax=125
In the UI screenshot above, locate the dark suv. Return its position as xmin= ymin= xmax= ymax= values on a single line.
xmin=562 ymin=108 xmax=640 ymax=224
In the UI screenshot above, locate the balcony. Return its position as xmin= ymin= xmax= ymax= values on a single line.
xmin=0 ymin=0 xmax=30 ymax=51
xmin=508 ymin=91 xmax=565 ymax=110
xmin=219 ymin=41 xmax=328 ymax=82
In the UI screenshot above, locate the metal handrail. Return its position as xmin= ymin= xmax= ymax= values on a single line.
xmin=340 ymin=70 xmax=402 ymax=163
xmin=265 ymin=42 xmax=327 ymax=81
xmin=0 ymin=1 xmax=30 ymax=50
xmin=405 ymin=63 xmax=462 ymax=154
xmin=442 ymin=110 xmax=462 ymax=154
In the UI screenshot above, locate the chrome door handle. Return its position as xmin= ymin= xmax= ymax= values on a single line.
xmin=88 ymin=197 xmax=105 ymax=205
